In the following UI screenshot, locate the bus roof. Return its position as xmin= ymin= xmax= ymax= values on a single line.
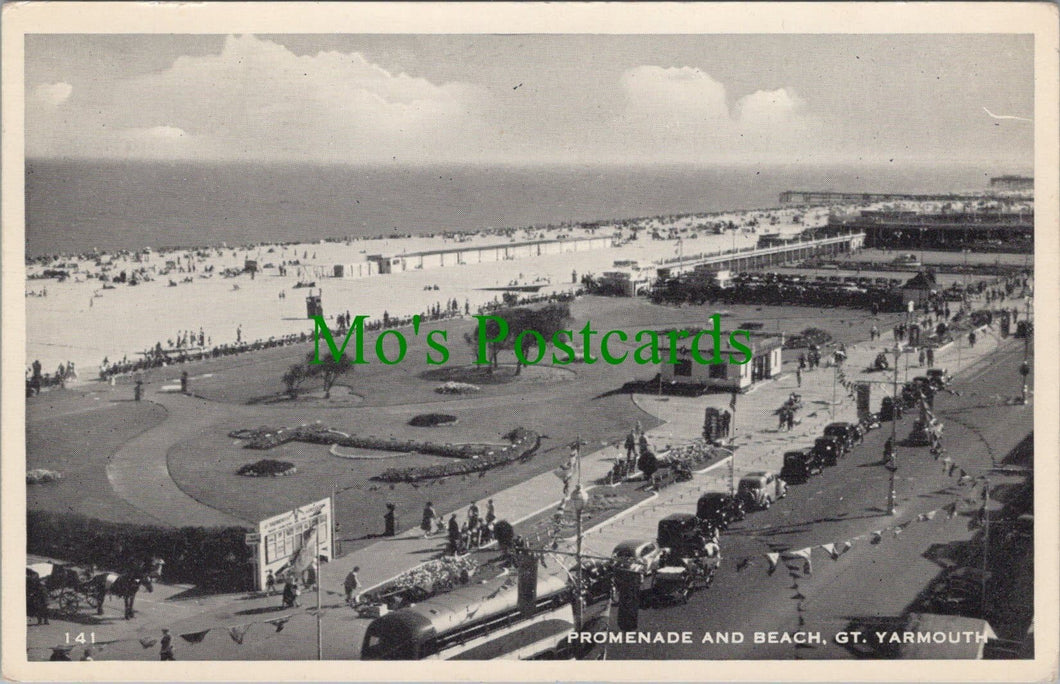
xmin=371 ymin=570 xmax=569 ymax=639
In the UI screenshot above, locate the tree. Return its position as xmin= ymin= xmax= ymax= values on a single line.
xmin=304 ymin=352 xmax=353 ymax=399
xmin=467 ymin=303 xmax=572 ymax=375
xmin=282 ymin=363 xmax=307 ymax=398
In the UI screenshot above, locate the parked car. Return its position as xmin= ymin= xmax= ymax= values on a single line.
xmin=696 ymin=492 xmax=746 ymax=530
xmin=781 ymin=449 xmax=821 ymax=483
xmin=823 ymin=422 xmax=860 ymax=450
xmin=611 ymin=539 xmax=664 ymax=575
xmin=813 ymin=435 xmax=844 ymax=467
xmin=737 ymin=471 xmax=788 ymax=510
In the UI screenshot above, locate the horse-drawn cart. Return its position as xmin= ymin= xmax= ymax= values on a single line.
xmin=27 ymin=562 xmax=101 ymax=615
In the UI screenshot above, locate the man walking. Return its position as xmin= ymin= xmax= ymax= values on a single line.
xmin=796 ymin=367 xmax=802 ymax=388
xmin=344 ymin=566 xmax=361 ymax=605
xmin=159 ymin=629 xmax=175 ymax=661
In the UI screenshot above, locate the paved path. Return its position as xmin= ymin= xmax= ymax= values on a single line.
xmin=106 ymin=391 xmax=251 ymax=528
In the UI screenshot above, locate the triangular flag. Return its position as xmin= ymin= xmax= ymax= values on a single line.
xmin=735 ymin=558 xmax=752 ymax=572
xmin=948 ymin=462 xmax=958 ymax=477
xmin=180 ymin=629 xmax=211 ymax=644
xmin=870 ymin=530 xmax=883 ymax=545
xmin=945 ymin=502 xmax=959 ymax=519
xmin=267 ymin=616 xmax=291 ymax=633
xmin=838 ymin=540 xmax=853 ymax=555
xmin=228 ymin=624 xmax=250 ymax=645
xmin=138 ymin=637 xmax=158 ymax=649
xmin=790 ymin=548 xmax=813 ymax=575
xmin=820 ymin=543 xmax=838 ymax=560
xmin=924 ymin=510 xmax=937 ymax=521
xmin=766 ymin=553 xmax=780 ymax=575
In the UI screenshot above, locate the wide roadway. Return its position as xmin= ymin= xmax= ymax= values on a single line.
xmin=608 ymin=336 xmax=1033 ymax=659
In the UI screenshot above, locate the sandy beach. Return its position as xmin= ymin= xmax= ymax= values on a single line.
xmin=26 ymin=207 xmax=827 ymax=376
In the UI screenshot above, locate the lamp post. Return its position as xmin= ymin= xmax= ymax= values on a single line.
xmin=886 ymin=344 xmax=902 ymax=516
xmin=571 ymin=483 xmax=588 ymax=631
xmin=571 ymin=437 xmax=588 ymax=631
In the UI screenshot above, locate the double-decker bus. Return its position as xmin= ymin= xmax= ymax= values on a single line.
xmin=361 ymin=571 xmax=606 ymax=660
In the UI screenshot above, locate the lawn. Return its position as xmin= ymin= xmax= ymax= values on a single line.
xmin=26 ymin=390 xmax=168 ymax=524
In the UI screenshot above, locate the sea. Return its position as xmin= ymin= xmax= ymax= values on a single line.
xmin=24 ymin=159 xmax=1028 ymax=257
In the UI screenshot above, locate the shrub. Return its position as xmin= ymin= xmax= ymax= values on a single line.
xmin=237 ymin=459 xmax=297 ymax=477
xmin=408 ymin=413 xmax=458 ymax=427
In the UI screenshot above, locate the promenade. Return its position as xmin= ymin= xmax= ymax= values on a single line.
xmin=25 ymin=301 xmax=1021 ymax=661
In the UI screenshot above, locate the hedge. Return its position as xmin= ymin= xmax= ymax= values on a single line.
xmin=27 ymin=510 xmax=253 ymax=592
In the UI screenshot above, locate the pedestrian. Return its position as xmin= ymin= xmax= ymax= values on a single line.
xmin=304 ymin=562 xmax=317 ymax=590
xmin=384 ymin=503 xmax=396 ymax=537
xmin=786 ymin=409 xmax=795 ymax=431
xmin=180 ymin=370 xmax=189 ymax=394
xmin=485 ymin=499 xmax=496 ymax=526
xmin=421 ymin=502 xmax=436 ymax=538
xmin=918 ymin=348 xmax=926 ymax=367
xmin=467 ymin=501 xmax=480 ymax=525
xmin=265 ymin=569 xmax=276 ymax=595
xmin=133 ymin=380 xmax=142 ymax=401
xmin=798 ymin=353 xmax=806 ymax=370
xmin=159 ymin=628 xmax=175 ymax=661
xmin=282 ymin=577 xmax=300 ymax=608
xmin=447 ymin=514 xmax=460 ymax=554
xmin=344 ymin=566 xmax=361 ymax=605
xmin=778 ymin=408 xmax=787 ymax=431
xmin=49 ymin=647 xmax=72 ymax=661
xmin=624 ymin=431 xmax=637 ymax=465
xmin=796 ymin=367 xmax=802 ymax=387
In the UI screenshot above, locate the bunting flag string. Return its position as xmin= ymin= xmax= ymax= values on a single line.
xmin=138 ymin=637 xmax=157 ymax=649
xmin=179 ymin=629 xmax=211 ymax=644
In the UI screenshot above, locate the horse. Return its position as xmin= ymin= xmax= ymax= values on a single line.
xmin=88 ymin=557 xmax=163 ymax=620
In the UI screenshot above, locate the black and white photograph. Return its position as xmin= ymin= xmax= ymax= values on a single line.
xmin=2 ymin=2 xmax=1057 ymax=680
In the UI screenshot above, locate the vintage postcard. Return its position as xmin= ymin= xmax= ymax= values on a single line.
xmin=2 ymin=2 xmax=1057 ymax=681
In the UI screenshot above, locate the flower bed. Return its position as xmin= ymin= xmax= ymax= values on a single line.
xmin=409 ymin=413 xmax=458 ymax=427
xmin=374 ymin=429 xmax=540 ymax=483
xmin=237 ymin=459 xmax=297 ymax=477
xmin=436 ymin=381 xmax=481 ymax=394
xmin=231 ymin=422 xmax=531 ymax=462
xmin=27 ymin=468 xmax=62 ymax=485
xmin=365 ymin=555 xmax=479 ymax=607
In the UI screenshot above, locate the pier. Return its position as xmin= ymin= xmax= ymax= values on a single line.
xmin=654 ymin=232 xmax=865 ymax=278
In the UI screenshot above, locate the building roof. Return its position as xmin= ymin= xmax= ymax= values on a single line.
xmin=903 ymin=271 xmax=938 ymax=289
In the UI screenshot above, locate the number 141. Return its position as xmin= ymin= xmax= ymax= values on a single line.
xmin=65 ymin=632 xmax=95 ymax=644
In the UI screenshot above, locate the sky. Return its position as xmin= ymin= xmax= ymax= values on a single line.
xmin=25 ymin=33 xmax=1034 ymax=166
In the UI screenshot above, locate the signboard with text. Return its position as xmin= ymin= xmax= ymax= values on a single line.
xmin=247 ymin=497 xmax=333 ymax=591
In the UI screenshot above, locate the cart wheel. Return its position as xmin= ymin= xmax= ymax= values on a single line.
xmin=59 ymin=590 xmax=80 ymax=614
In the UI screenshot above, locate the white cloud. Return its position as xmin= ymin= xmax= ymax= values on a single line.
xmin=33 ymin=82 xmax=72 ymax=106
xmin=620 ymin=65 xmax=730 ymax=122
xmin=736 ymin=88 xmax=805 ymax=127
